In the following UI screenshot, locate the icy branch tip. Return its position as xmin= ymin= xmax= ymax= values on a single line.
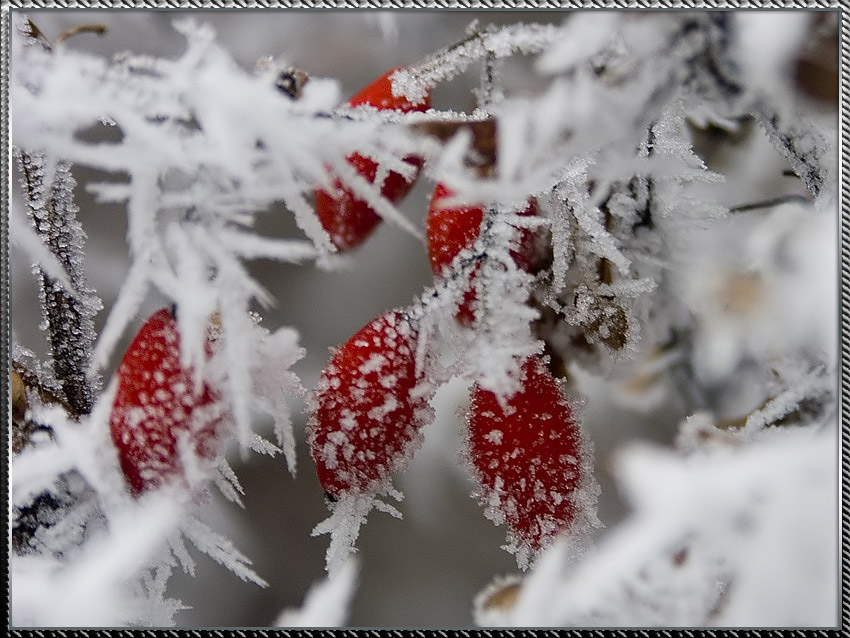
xmin=390 ymin=68 xmax=430 ymax=107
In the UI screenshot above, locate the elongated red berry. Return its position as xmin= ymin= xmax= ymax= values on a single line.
xmin=426 ymin=184 xmax=539 ymax=323
xmin=306 ymin=310 xmax=432 ymax=499
xmin=466 ymin=355 xmax=584 ymax=556
xmin=109 ymin=308 xmax=225 ymax=495
xmin=316 ymin=67 xmax=432 ymax=250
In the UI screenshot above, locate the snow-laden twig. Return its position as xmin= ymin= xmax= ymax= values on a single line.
xmin=15 ymin=150 xmax=102 ymax=415
xmin=312 ymin=489 xmax=403 ymax=578
xmin=391 ymin=22 xmax=562 ymax=105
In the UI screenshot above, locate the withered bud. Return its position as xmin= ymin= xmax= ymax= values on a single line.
xmin=482 ymin=581 xmax=522 ymax=611
xmin=573 ymin=291 xmax=630 ymax=352
xmin=275 ymin=67 xmax=310 ymax=99
xmin=254 ymin=57 xmax=310 ymax=99
xmin=476 ymin=576 xmax=523 ymax=615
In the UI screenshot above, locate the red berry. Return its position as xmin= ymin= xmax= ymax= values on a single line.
xmin=316 ymin=67 xmax=432 ymax=251
xmin=425 ymin=184 xmax=539 ymax=323
xmin=466 ymin=355 xmax=584 ymax=556
xmin=347 ymin=66 xmax=429 ymax=113
xmin=109 ymin=308 xmax=225 ymax=496
xmin=306 ymin=310 xmax=431 ymax=499
xmin=426 ymin=183 xmax=485 ymax=275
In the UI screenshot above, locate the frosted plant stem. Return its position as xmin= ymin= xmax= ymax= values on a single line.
xmin=753 ymin=103 xmax=830 ymax=199
xmin=392 ymin=23 xmax=561 ymax=103
xmin=478 ymin=49 xmax=502 ymax=114
xmin=16 ymin=151 xmax=101 ymax=416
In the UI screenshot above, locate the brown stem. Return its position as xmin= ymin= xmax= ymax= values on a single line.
xmin=597 ymin=208 xmax=614 ymax=286
xmin=729 ymin=194 xmax=811 ymax=213
xmin=12 ymin=361 xmax=72 ymax=415
xmin=53 ymin=24 xmax=107 ymax=46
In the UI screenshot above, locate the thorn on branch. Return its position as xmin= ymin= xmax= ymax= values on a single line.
xmin=21 ymin=18 xmax=52 ymax=50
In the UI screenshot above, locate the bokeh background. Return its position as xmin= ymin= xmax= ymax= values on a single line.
xmin=10 ymin=9 xmax=838 ymax=628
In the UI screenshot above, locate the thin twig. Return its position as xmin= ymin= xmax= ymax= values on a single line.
xmin=391 ymin=22 xmax=561 ymax=102
xmin=54 ymin=24 xmax=107 ymax=46
xmin=729 ymin=194 xmax=811 ymax=213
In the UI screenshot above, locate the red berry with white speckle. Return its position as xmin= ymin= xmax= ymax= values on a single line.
xmin=347 ymin=66 xmax=428 ymax=113
xmin=109 ymin=308 xmax=226 ymax=496
xmin=306 ymin=309 xmax=432 ymax=499
xmin=466 ymin=355 xmax=585 ymax=557
xmin=316 ymin=67 xmax=432 ymax=250
xmin=426 ymin=184 xmax=539 ymax=323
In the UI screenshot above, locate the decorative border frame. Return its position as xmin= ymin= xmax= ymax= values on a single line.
xmin=1 ymin=2 xmax=844 ymax=634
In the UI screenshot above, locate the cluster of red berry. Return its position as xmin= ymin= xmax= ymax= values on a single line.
xmin=108 ymin=67 xmax=591 ymax=560
xmin=305 ymin=68 xmax=591 ymax=557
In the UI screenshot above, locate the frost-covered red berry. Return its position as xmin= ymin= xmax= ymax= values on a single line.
xmin=306 ymin=309 xmax=432 ymax=499
xmin=426 ymin=183 xmax=485 ymax=276
xmin=426 ymin=183 xmax=539 ymax=323
xmin=316 ymin=67 xmax=432 ymax=250
xmin=466 ymin=355 xmax=584 ymax=557
xmin=109 ymin=308 xmax=226 ymax=496
xmin=347 ymin=66 xmax=429 ymax=113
